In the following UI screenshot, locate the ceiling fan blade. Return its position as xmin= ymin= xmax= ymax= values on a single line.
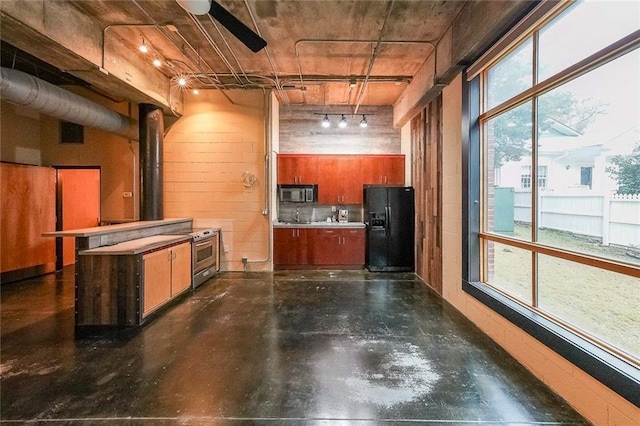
xmin=208 ymin=1 xmax=267 ymax=53
xmin=176 ymin=0 xmax=267 ymax=53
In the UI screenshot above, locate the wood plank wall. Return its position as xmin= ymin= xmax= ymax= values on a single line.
xmin=1 ymin=163 xmax=56 ymax=280
xmin=412 ymin=97 xmax=443 ymax=294
xmin=279 ymin=105 xmax=400 ymax=154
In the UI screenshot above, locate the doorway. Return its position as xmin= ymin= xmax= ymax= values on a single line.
xmin=55 ymin=167 xmax=101 ymax=269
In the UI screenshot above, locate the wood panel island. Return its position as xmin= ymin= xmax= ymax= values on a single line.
xmin=45 ymin=219 xmax=193 ymax=329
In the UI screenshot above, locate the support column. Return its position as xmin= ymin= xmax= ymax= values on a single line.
xmin=139 ymin=103 xmax=164 ymax=221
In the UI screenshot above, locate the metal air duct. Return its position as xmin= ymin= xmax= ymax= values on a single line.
xmin=0 ymin=67 xmax=138 ymax=141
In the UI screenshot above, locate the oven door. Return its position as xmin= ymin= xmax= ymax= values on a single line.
xmin=193 ymin=238 xmax=216 ymax=274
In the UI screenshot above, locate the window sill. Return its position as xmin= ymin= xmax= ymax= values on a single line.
xmin=463 ymin=280 xmax=639 ymax=408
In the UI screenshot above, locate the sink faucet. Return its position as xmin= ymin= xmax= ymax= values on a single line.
xmin=293 ymin=207 xmax=300 ymax=223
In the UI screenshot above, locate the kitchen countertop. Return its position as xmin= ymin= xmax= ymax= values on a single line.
xmin=273 ymin=221 xmax=366 ymax=229
xmin=78 ymin=234 xmax=192 ymax=256
xmin=43 ymin=218 xmax=192 ymax=237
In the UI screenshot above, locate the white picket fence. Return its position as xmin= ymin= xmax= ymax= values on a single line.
xmin=513 ymin=190 xmax=640 ymax=248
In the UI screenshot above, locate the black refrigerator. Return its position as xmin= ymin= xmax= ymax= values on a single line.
xmin=363 ymin=185 xmax=415 ymax=272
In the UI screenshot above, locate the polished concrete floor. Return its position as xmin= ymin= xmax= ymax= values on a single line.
xmin=1 ymin=268 xmax=588 ymax=424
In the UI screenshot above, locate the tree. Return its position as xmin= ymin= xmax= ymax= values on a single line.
xmin=607 ymin=143 xmax=640 ymax=194
xmin=487 ymin=41 xmax=606 ymax=167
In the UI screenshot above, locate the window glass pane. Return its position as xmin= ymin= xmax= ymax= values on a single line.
xmin=538 ymin=255 xmax=640 ymax=361
xmin=535 ymin=50 xmax=640 ymax=265
xmin=487 ymin=38 xmax=533 ymax=109
xmin=538 ymin=1 xmax=640 ymax=82
xmin=485 ymin=102 xmax=533 ymax=239
xmin=484 ymin=241 xmax=532 ymax=303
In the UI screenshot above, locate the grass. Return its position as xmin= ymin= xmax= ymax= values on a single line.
xmin=488 ymin=224 xmax=640 ymax=362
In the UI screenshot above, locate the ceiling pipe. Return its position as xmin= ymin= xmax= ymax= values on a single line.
xmin=294 ymin=39 xmax=434 ymax=105
xmin=0 ymin=67 xmax=138 ymax=141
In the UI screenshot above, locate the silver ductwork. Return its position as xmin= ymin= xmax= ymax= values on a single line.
xmin=0 ymin=67 xmax=138 ymax=141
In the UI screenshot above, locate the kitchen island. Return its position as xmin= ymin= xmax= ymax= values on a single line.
xmin=44 ymin=219 xmax=194 ymax=329
xmin=273 ymin=222 xmax=366 ymax=270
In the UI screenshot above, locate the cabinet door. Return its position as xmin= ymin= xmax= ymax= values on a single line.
xmin=277 ymin=155 xmax=318 ymax=184
xmin=311 ymin=229 xmax=341 ymax=265
xmin=143 ymin=248 xmax=172 ymax=316
xmin=341 ymin=229 xmax=365 ymax=265
xmin=385 ymin=156 xmax=405 ymax=185
xmin=361 ymin=155 xmax=405 ymax=185
xmin=171 ymin=242 xmax=192 ymax=296
xmin=317 ymin=156 xmax=362 ymax=204
xmin=274 ymin=228 xmax=309 ymax=266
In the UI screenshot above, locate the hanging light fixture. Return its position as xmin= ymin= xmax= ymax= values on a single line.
xmin=339 ymin=114 xmax=347 ymax=128
xmin=192 ymin=89 xmax=199 ymax=95
xmin=139 ymin=38 xmax=149 ymax=54
xmin=178 ymin=77 xmax=187 ymax=86
xmin=360 ymin=115 xmax=368 ymax=128
xmin=321 ymin=114 xmax=330 ymax=128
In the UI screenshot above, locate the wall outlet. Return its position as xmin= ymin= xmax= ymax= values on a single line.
xmin=123 ymin=192 xmax=133 ymax=198
xmin=331 ymin=205 xmax=336 ymax=212
xmin=224 ymin=245 xmax=230 ymax=253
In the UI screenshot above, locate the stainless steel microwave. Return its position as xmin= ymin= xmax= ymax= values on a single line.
xmin=278 ymin=184 xmax=318 ymax=203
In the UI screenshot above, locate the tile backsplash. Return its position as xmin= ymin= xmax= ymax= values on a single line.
xmin=278 ymin=203 xmax=363 ymax=223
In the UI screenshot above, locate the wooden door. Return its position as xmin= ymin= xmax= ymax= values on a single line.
xmin=277 ymin=155 xmax=318 ymax=184
xmin=143 ymin=248 xmax=172 ymax=316
xmin=171 ymin=242 xmax=192 ymax=295
xmin=56 ymin=168 xmax=100 ymax=267
xmin=341 ymin=229 xmax=365 ymax=265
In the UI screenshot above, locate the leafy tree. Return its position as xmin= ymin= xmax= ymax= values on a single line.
xmin=487 ymin=42 xmax=605 ymax=167
xmin=607 ymin=143 xmax=640 ymax=194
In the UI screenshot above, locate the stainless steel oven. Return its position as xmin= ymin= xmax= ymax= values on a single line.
xmin=191 ymin=228 xmax=220 ymax=288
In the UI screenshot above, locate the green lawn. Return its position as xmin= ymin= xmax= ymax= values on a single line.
xmin=488 ymin=225 xmax=640 ymax=362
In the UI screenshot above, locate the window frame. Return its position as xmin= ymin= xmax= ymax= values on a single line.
xmin=462 ymin=1 xmax=640 ymax=408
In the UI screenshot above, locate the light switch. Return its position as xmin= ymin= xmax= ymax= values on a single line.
xmin=123 ymin=192 xmax=133 ymax=198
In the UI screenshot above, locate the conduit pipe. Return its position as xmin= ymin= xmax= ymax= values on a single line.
xmin=0 ymin=67 xmax=138 ymax=141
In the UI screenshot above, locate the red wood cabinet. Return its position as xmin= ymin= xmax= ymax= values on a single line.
xmin=361 ymin=155 xmax=405 ymax=185
xmin=274 ymin=227 xmax=310 ymax=267
xmin=277 ymin=154 xmax=404 ymax=204
xmin=277 ymin=155 xmax=318 ymax=184
xmin=310 ymin=228 xmax=365 ymax=267
xmin=317 ymin=156 xmax=362 ymax=204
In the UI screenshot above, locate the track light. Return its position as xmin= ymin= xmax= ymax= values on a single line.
xmin=360 ymin=115 xmax=368 ymax=128
xmin=322 ymin=114 xmax=330 ymax=128
xmin=139 ymin=40 xmax=149 ymax=54
xmin=178 ymin=77 xmax=187 ymax=86
xmin=339 ymin=114 xmax=347 ymax=128
xmin=192 ymin=88 xmax=199 ymax=95
xmin=152 ymin=58 xmax=162 ymax=67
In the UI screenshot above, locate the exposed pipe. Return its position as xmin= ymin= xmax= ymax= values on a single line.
xmin=139 ymin=104 xmax=164 ymax=221
xmin=0 ymin=67 xmax=138 ymax=140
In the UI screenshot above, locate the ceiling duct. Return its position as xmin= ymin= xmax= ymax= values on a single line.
xmin=0 ymin=67 xmax=138 ymax=141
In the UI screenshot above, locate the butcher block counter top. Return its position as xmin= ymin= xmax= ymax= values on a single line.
xmin=79 ymin=234 xmax=191 ymax=256
xmin=43 ymin=218 xmax=191 ymax=237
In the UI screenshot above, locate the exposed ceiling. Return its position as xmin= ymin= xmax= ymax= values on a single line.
xmin=1 ymin=0 xmax=535 ymax=126
xmin=0 ymin=0 xmax=467 ymax=109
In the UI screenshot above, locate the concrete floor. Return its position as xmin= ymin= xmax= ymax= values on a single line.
xmin=1 ymin=268 xmax=588 ymax=424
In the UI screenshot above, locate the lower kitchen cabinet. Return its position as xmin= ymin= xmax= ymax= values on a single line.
xmin=76 ymin=240 xmax=192 ymax=327
xmin=274 ymin=227 xmax=310 ymax=268
xmin=274 ymin=226 xmax=364 ymax=269
xmin=142 ymin=242 xmax=191 ymax=317
xmin=312 ymin=228 xmax=365 ymax=267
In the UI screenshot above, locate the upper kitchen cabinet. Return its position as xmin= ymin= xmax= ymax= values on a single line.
xmin=317 ymin=156 xmax=362 ymax=204
xmin=361 ymin=155 xmax=405 ymax=185
xmin=277 ymin=155 xmax=318 ymax=184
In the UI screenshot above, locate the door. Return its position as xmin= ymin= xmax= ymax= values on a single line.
xmin=387 ymin=187 xmax=415 ymax=270
xmin=364 ymin=186 xmax=389 ymax=269
xmin=171 ymin=242 xmax=192 ymax=295
xmin=56 ymin=168 xmax=100 ymax=268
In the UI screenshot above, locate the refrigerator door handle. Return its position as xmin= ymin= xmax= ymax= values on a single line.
xmin=385 ymin=205 xmax=391 ymax=236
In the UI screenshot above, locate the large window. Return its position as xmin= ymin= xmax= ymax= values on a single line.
xmin=472 ymin=0 xmax=640 ymax=378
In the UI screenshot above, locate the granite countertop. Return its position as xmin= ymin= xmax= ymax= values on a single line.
xmin=273 ymin=221 xmax=366 ymax=229
xmin=43 ymin=218 xmax=192 ymax=237
xmin=78 ymin=235 xmax=192 ymax=256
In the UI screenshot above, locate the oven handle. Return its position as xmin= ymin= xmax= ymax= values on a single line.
xmin=195 ymin=240 xmax=213 ymax=248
